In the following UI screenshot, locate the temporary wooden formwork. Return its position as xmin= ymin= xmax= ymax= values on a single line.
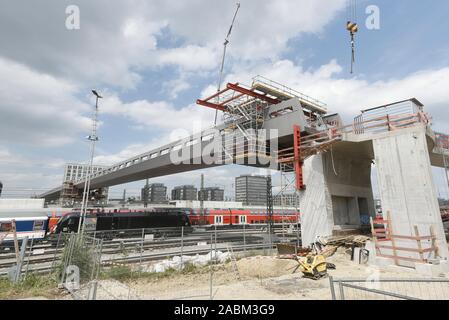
xmin=370 ymin=211 xmax=439 ymax=266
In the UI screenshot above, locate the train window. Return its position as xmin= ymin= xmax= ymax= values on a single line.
xmin=0 ymin=222 xmax=12 ymax=232
xmin=33 ymin=220 xmax=44 ymax=231
xmin=214 ymin=215 xmax=223 ymax=225
xmin=201 ymin=133 xmax=214 ymax=142
xmin=161 ymin=149 xmax=170 ymax=155
xmin=186 ymin=139 xmax=198 ymax=147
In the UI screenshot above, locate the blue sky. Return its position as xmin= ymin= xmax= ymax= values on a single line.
xmin=0 ymin=0 xmax=448 ymax=200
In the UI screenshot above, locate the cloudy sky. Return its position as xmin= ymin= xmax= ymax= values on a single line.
xmin=0 ymin=0 xmax=448 ymax=200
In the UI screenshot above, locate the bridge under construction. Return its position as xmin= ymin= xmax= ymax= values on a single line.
xmin=39 ymin=76 xmax=449 ymax=271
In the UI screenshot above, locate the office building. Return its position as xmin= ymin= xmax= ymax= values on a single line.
xmin=235 ymin=175 xmax=268 ymax=206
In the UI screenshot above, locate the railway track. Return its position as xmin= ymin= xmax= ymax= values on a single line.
xmin=0 ymin=226 xmax=298 ymax=259
xmin=0 ymin=228 xmax=279 ymax=260
xmin=0 ymin=241 xmax=284 ymax=277
xmin=0 ymin=235 xmax=268 ymax=269
xmin=0 ymin=227 xmax=300 ymax=277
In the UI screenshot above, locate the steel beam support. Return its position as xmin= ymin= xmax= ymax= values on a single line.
xmin=226 ymin=83 xmax=280 ymax=105
xmin=293 ymin=125 xmax=305 ymax=190
xmin=196 ymin=99 xmax=227 ymax=111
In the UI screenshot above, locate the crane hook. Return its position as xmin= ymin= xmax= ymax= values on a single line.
xmin=346 ymin=21 xmax=358 ymax=74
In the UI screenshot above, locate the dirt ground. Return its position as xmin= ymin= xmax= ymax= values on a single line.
xmin=89 ymin=248 xmax=449 ymax=300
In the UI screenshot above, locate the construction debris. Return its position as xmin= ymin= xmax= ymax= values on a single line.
xmin=147 ymin=251 xmax=231 ymax=273
xmin=316 ymin=235 xmax=370 ymax=247
xmin=277 ymin=235 xmax=370 ymax=261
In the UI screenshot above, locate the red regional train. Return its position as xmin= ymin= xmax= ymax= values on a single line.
xmin=187 ymin=208 xmax=300 ymax=226
xmin=37 ymin=207 xmax=300 ymax=237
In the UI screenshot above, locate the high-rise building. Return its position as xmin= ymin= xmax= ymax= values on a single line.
xmin=198 ymin=187 xmax=225 ymax=201
xmin=171 ymin=185 xmax=198 ymax=201
xmin=63 ymin=163 xmax=108 ymax=183
xmin=141 ymin=183 xmax=167 ymax=204
xmin=273 ymin=193 xmax=300 ymax=207
xmin=235 ymin=175 xmax=268 ymax=206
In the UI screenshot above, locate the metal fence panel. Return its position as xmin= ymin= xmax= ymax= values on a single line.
xmin=330 ymin=277 xmax=449 ymax=300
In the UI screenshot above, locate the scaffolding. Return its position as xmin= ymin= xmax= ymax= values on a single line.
xmin=251 ymin=75 xmax=327 ymax=114
xmin=61 ymin=182 xmax=79 ymax=207
xmin=197 ymin=76 xmax=329 ymax=166
xmin=198 ymin=82 xmax=277 ymax=163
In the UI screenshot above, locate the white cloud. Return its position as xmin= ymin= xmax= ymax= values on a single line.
xmin=93 ymin=141 xmax=163 ymax=166
xmin=223 ymin=59 xmax=449 ymax=126
xmin=153 ymin=0 xmax=347 ymax=60
xmin=0 ymin=0 xmax=347 ymax=88
xmin=0 ymin=172 xmax=61 ymax=195
xmin=1 ymin=0 xmax=449 ymax=198
xmin=162 ymin=77 xmax=191 ymax=99
xmin=100 ymin=93 xmax=216 ymax=132
xmin=0 ymin=57 xmax=91 ymax=147
xmin=158 ymin=45 xmax=219 ymax=71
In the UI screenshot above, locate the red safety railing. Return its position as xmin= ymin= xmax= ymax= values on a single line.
xmin=277 ymin=111 xmax=430 ymax=165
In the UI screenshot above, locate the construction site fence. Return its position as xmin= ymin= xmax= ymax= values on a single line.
xmin=0 ymin=224 xmax=301 ymax=299
xmin=86 ymin=224 xmax=299 ymax=300
xmin=329 ymin=277 xmax=449 ymax=300
xmin=59 ymin=233 xmax=103 ymax=300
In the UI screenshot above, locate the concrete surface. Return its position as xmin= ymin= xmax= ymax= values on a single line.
xmin=373 ymin=125 xmax=449 ymax=260
xmin=300 ymin=143 xmax=375 ymax=247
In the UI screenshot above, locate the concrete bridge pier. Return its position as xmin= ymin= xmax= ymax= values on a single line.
xmin=300 ymin=123 xmax=449 ymax=273
xmin=300 ymin=143 xmax=375 ymax=247
xmin=372 ymin=125 xmax=449 ymax=267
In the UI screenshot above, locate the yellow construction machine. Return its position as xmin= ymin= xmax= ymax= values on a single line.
xmin=296 ymin=255 xmax=334 ymax=280
xmin=276 ymin=243 xmax=336 ymax=280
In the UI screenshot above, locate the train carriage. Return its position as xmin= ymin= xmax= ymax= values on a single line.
xmin=188 ymin=208 xmax=300 ymax=226
xmin=52 ymin=208 xmax=191 ymax=235
xmin=0 ymin=214 xmax=49 ymax=246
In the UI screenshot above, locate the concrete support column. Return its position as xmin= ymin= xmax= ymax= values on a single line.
xmin=373 ymin=126 xmax=449 ymax=261
xmin=300 ymin=146 xmax=375 ymax=248
xmin=300 ymin=154 xmax=334 ymax=247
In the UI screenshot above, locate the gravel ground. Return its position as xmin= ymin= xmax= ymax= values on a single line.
xmin=80 ymin=248 xmax=449 ymax=300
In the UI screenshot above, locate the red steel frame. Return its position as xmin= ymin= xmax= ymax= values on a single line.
xmin=196 ymin=82 xmax=281 ymax=111
xmin=293 ymin=125 xmax=305 ymax=190
xmin=197 ymin=82 xmax=307 ymax=190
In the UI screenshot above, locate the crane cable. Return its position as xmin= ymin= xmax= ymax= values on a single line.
xmin=214 ymin=2 xmax=241 ymax=126
xmin=346 ymin=0 xmax=358 ymax=74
